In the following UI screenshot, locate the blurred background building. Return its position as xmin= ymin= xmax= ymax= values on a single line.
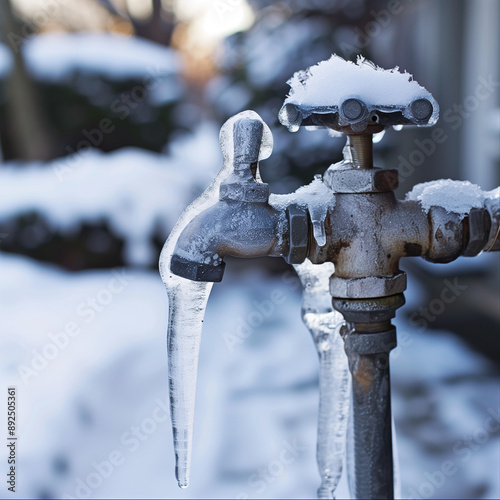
xmin=0 ymin=0 xmax=498 ymax=499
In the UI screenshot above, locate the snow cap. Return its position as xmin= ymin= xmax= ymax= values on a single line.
xmin=279 ymin=54 xmax=439 ymax=132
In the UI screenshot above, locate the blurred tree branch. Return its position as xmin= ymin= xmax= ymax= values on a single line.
xmin=97 ymin=0 xmax=176 ymax=46
xmin=134 ymin=0 xmax=175 ymax=46
xmin=0 ymin=0 xmax=57 ymax=161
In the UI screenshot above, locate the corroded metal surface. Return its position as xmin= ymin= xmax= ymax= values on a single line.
xmin=345 ymin=327 xmax=396 ymax=500
xmin=330 ymin=273 xmax=407 ymax=299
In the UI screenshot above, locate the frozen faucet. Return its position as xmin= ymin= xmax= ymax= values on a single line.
xmin=170 ymin=118 xmax=291 ymax=282
xmin=159 ymin=56 xmax=500 ymax=499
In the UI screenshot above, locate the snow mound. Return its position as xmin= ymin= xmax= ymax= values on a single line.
xmin=279 ymin=55 xmax=439 ymax=132
xmin=406 ymin=179 xmax=485 ymax=218
xmin=1 ymin=34 xmax=183 ymax=105
xmin=0 ymin=124 xmax=221 ymax=266
xmin=22 ymin=32 xmax=180 ymax=82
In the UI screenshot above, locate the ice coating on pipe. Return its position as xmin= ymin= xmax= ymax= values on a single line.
xmin=158 ymin=110 xmax=273 ymax=488
xmin=293 ymin=259 xmax=350 ymax=499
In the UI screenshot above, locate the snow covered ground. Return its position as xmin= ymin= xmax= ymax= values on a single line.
xmin=0 ymin=252 xmax=498 ymax=499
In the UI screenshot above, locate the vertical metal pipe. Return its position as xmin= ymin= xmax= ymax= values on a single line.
xmin=344 ymin=327 xmax=397 ymax=499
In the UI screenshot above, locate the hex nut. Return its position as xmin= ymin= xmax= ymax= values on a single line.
xmin=324 ymin=164 xmax=398 ymax=193
xmin=286 ymin=204 xmax=308 ymax=264
xmin=462 ymin=208 xmax=490 ymax=257
xmin=330 ymin=272 xmax=407 ymax=299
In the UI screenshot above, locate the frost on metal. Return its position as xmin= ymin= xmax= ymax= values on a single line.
xmin=279 ymin=54 xmax=439 ymax=132
xmin=406 ymin=179 xmax=490 ymax=219
xmin=158 ymin=110 xmax=272 ymax=489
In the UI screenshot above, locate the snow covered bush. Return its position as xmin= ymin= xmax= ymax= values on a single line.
xmin=0 ymin=125 xmax=221 ymax=269
xmin=0 ymin=33 xmax=187 ymax=160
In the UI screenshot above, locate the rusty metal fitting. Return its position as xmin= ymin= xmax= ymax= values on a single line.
xmin=462 ymin=208 xmax=491 ymax=257
xmin=285 ymin=204 xmax=308 ymax=264
xmin=344 ymin=327 xmax=397 ymax=356
xmin=330 ymin=272 xmax=407 ymax=299
xmin=324 ymin=164 xmax=398 ymax=193
xmin=424 ymin=206 xmax=464 ymax=263
xmin=332 ymin=294 xmax=405 ymax=324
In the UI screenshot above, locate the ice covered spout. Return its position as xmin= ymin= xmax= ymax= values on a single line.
xmin=169 ymin=117 xmax=283 ymax=282
xmin=159 ymin=111 xmax=273 ymax=488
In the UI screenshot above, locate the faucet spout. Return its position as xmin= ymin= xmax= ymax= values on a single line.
xmin=170 ymin=200 xmax=284 ymax=282
xmin=170 ymin=117 xmax=290 ymax=282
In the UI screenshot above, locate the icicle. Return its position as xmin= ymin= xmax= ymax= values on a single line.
xmin=159 ymin=110 xmax=273 ymax=488
xmin=269 ymin=175 xmax=334 ymax=249
xmin=293 ymin=260 xmax=350 ymax=499
xmin=164 ymin=278 xmax=212 ymax=487
xmin=310 ymin=174 xmax=327 ymax=247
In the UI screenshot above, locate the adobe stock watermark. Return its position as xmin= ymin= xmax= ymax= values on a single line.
xmin=339 ymin=0 xmax=413 ymax=58
xmin=62 ymin=396 xmax=170 ymax=499
xmin=17 ymin=268 xmax=134 ymax=385
xmin=223 ymin=289 xmax=286 ymax=352
xmin=398 ymin=74 xmax=500 ymax=185
xmin=223 ymin=270 xmax=301 ymax=353
xmin=408 ymin=277 xmax=467 ymax=333
xmin=236 ymin=438 xmax=306 ymax=499
xmin=6 ymin=0 xmax=70 ymax=53
xmin=360 ymin=276 xmax=469 ymax=366
xmin=52 ymin=65 xmax=167 ymax=182
xmin=406 ymin=407 xmax=500 ymax=499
